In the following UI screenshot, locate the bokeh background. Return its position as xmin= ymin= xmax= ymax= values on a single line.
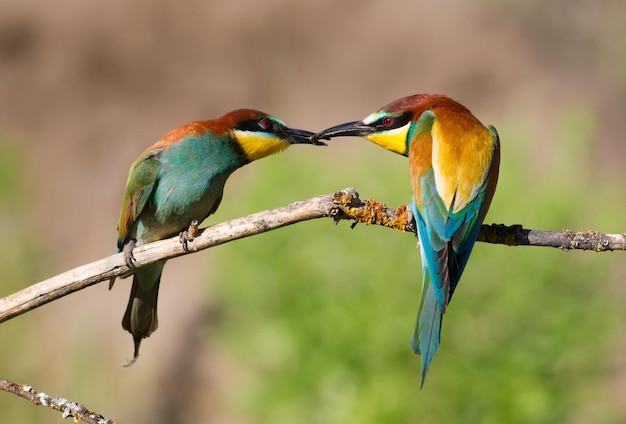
xmin=1 ymin=0 xmax=626 ymax=422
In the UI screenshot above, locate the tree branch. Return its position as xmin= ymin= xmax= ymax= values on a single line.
xmin=1 ymin=187 xmax=624 ymax=324
xmin=0 ymin=377 xmax=115 ymax=423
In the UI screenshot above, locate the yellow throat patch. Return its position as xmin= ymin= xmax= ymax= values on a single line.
xmin=233 ymin=130 xmax=290 ymax=162
xmin=364 ymin=123 xmax=410 ymax=155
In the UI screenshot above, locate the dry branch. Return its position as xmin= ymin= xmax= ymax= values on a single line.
xmin=0 ymin=187 xmax=624 ymax=325
xmin=0 ymin=377 xmax=114 ymax=423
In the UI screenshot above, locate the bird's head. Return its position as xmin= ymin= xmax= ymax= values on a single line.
xmin=219 ymin=109 xmax=324 ymax=162
xmin=315 ymin=94 xmax=452 ymax=157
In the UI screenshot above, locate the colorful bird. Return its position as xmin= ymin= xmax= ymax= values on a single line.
xmin=113 ymin=109 xmax=322 ymax=364
xmin=316 ymin=94 xmax=500 ymax=386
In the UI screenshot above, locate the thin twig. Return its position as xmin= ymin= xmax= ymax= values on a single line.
xmin=0 ymin=377 xmax=115 ymax=423
xmin=0 ymin=187 xmax=624 ymax=325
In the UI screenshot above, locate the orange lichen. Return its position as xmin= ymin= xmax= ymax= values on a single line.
xmin=331 ymin=190 xmax=414 ymax=233
xmin=389 ymin=204 xmax=414 ymax=232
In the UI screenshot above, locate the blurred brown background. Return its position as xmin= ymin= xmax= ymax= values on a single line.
xmin=1 ymin=0 xmax=626 ymax=422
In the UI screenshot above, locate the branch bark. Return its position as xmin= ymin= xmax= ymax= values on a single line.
xmin=1 ymin=187 xmax=624 ymax=324
xmin=0 ymin=377 xmax=115 ymax=423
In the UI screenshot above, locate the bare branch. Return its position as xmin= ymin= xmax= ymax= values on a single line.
xmin=476 ymin=224 xmax=626 ymax=250
xmin=0 ymin=187 xmax=624 ymax=325
xmin=0 ymin=377 xmax=115 ymax=423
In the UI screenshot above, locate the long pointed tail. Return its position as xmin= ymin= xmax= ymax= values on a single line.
xmin=121 ymin=260 xmax=165 ymax=365
xmin=410 ymin=281 xmax=443 ymax=388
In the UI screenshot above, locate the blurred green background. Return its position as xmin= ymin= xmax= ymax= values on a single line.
xmin=1 ymin=1 xmax=626 ymax=423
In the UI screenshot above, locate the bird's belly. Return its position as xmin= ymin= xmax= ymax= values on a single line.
xmin=136 ymin=173 xmax=228 ymax=245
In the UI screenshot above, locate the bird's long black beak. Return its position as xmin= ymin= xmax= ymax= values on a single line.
xmin=282 ymin=127 xmax=327 ymax=146
xmin=315 ymin=121 xmax=375 ymax=141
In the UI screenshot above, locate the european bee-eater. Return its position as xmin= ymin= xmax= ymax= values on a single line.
xmin=317 ymin=94 xmax=500 ymax=386
xmin=113 ymin=109 xmax=321 ymax=364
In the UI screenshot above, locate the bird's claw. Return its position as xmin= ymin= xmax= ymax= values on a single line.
xmin=123 ymin=239 xmax=137 ymax=269
xmin=110 ymin=239 xmax=136 ymax=289
xmin=179 ymin=220 xmax=199 ymax=252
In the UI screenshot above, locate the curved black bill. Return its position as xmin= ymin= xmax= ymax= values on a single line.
xmin=315 ymin=121 xmax=375 ymax=141
xmin=283 ymin=127 xmax=327 ymax=146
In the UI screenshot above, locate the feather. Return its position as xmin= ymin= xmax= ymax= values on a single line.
xmin=116 ymin=151 xmax=161 ymax=252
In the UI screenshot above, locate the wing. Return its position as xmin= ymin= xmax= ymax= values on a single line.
xmin=116 ymin=149 xmax=162 ymax=252
xmin=408 ymin=110 xmax=451 ymax=309
xmin=409 ymin=111 xmax=499 ymax=307
xmin=447 ymin=125 xmax=500 ymax=295
xmin=411 ymin=169 xmax=453 ymax=309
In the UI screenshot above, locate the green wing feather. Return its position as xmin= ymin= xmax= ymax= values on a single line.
xmin=116 ymin=150 xmax=162 ymax=252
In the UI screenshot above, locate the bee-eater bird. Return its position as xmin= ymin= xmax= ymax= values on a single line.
xmin=113 ymin=109 xmax=322 ymax=364
xmin=316 ymin=94 xmax=500 ymax=387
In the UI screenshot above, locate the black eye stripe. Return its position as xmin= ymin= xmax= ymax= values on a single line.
xmin=374 ymin=111 xmax=412 ymax=129
xmin=236 ymin=118 xmax=280 ymax=132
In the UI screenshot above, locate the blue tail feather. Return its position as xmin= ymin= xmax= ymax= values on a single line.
xmin=411 ymin=276 xmax=443 ymax=389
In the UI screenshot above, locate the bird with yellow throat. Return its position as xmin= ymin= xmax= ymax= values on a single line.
xmin=317 ymin=94 xmax=500 ymax=387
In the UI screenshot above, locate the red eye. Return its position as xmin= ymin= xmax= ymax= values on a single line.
xmin=382 ymin=117 xmax=394 ymax=127
xmin=259 ymin=118 xmax=272 ymax=130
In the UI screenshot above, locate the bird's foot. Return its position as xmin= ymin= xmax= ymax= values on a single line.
xmin=110 ymin=239 xmax=137 ymax=289
xmin=179 ymin=220 xmax=199 ymax=252
xmin=123 ymin=239 xmax=137 ymax=269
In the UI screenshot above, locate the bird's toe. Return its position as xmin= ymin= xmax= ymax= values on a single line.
xmin=123 ymin=239 xmax=137 ymax=269
xmin=179 ymin=220 xmax=200 ymax=252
